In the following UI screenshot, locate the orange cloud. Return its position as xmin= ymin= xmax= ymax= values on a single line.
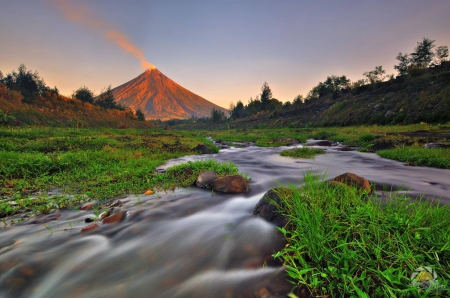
xmin=51 ymin=0 xmax=155 ymax=70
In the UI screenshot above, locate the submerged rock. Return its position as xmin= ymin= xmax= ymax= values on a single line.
xmin=331 ymin=172 xmax=372 ymax=193
xmin=192 ymin=144 xmax=216 ymax=154
xmin=212 ymin=175 xmax=249 ymax=193
xmin=369 ymin=141 xmax=395 ymax=152
xmin=196 ymin=170 xmax=218 ymax=188
xmin=253 ymin=188 xmax=292 ymax=227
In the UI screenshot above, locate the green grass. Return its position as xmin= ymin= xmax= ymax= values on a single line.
xmin=280 ymin=147 xmax=325 ymax=158
xmin=273 ymin=173 xmax=450 ymax=297
xmin=378 ymin=147 xmax=450 ymax=169
xmin=0 ymin=127 xmax=230 ymax=218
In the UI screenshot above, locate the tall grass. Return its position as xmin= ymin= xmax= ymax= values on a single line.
xmin=273 ymin=173 xmax=450 ymax=297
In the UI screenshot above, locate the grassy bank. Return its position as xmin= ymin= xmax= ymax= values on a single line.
xmin=0 ymin=127 xmax=233 ymax=218
xmin=378 ymin=147 xmax=450 ymax=169
xmin=273 ymin=174 xmax=450 ymax=297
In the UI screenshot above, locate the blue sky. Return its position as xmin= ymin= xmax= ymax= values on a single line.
xmin=1 ymin=0 xmax=449 ymax=108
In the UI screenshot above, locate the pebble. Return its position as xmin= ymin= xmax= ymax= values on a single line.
xmin=102 ymin=212 xmax=124 ymax=224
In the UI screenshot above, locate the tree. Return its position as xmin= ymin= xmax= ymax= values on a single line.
xmin=394 ymin=52 xmax=410 ymax=75
xmin=435 ymin=45 xmax=449 ymax=65
xmin=72 ymin=86 xmax=95 ymax=104
xmin=95 ymin=85 xmax=116 ymax=109
xmin=230 ymin=100 xmax=246 ymax=119
xmin=292 ymin=95 xmax=304 ymax=106
xmin=2 ymin=64 xmax=47 ymax=102
xmin=323 ymin=75 xmax=350 ymax=92
xmin=363 ymin=66 xmax=386 ymax=84
xmin=260 ymin=82 xmax=273 ymax=110
xmin=211 ymin=107 xmax=226 ymax=122
xmin=135 ymin=108 xmax=146 ymax=121
xmin=410 ymin=38 xmax=435 ymax=68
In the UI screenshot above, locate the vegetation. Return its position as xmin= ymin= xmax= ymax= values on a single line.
xmin=273 ymin=173 xmax=450 ymax=297
xmin=280 ymin=147 xmax=325 ymax=158
xmin=378 ymin=147 xmax=450 ymax=169
xmin=0 ymin=128 xmax=224 ymax=218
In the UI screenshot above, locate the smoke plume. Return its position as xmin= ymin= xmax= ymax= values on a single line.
xmin=51 ymin=0 xmax=155 ymax=70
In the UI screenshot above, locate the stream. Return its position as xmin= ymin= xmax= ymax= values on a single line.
xmin=0 ymin=142 xmax=449 ymax=297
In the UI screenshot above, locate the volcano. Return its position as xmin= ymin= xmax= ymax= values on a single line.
xmin=111 ymin=68 xmax=228 ymax=120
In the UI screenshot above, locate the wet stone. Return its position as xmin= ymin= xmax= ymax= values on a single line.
xmin=212 ymin=175 xmax=249 ymax=193
xmin=196 ymin=170 xmax=218 ymax=188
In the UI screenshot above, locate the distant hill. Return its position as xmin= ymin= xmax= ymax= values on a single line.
xmin=111 ymin=68 xmax=228 ymax=120
xmin=0 ymin=84 xmax=154 ymax=128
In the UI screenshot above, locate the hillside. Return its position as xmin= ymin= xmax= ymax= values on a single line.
xmin=229 ymin=61 xmax=450 ymax=129
xmin=111 ymin=68 xmax=228 ymax=120
xmin=0 ymin=84 xmax=154 ymax=128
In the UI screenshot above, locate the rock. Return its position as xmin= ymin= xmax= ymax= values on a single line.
xmin=192 ymin=144 xmax=216 ymax=154
xmin=307 ymin=140 xmax=333 ymax=146
xmin=385 ymin=109 xmax=395 ymax=117
xmin=102 ymin=211 xmax=125 ymax=224
xmin=373 ymin=103 xmax=382 ymax=110
xmin=331 ymin=173 xmax=372 ymax=193
xmin=424 ymin=143 xmax=450 ymax=149
xmin=80 ymin=223 xmax=99 ymax=233
xmin=338 ymin=146 xmax=353 ymax=151
xmin=196 ymin=170 xmax=218 ymax=188
xmin=253 ymin=188 xmax=292 ymax=227
xmin=144 ymin=189 xmax=154 ymax=195
xmin=255 ymin=287 xmax=271 ymax=298
xmin=369 ymin=141 xmax=395 ymax=152
xmin=212 ymin=175 xmax=249 ymax=193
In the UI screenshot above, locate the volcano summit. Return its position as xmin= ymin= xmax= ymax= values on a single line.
xmin=111 ymin=69 xmax=228 ymax=120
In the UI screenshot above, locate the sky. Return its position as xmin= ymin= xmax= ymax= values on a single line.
xmin=1 ymin=0 xmax=449 ymax=109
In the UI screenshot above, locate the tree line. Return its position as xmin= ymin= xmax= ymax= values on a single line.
xmin=228 ymin=37 xmax=448 ymax=120
xmin=0 ymin=64 xmax=146 ymax=121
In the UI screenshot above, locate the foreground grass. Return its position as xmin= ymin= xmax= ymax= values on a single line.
xmin=280 ymin=147 xmax=325 ymax=158
xmin=0 ymin=127 xmax=230 ymax=218
xmin=273 ymin=173 xmax=450 ymax=297
xmin=378 ymin=147 xmax=450 ymax=169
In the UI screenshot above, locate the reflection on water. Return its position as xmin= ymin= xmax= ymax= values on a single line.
xmin=0 ymin=144 xmax=449 ymax=297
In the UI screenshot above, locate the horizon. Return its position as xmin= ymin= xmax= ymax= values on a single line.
xmin=1 ymin=1 xmax=450 ymax=108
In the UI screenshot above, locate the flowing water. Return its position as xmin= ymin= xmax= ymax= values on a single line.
xmin=0 ymin=143 xmax=449 ymax=297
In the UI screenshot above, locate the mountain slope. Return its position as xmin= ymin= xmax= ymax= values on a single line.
xmin=111 ymin=69 xmax=228 ymax=120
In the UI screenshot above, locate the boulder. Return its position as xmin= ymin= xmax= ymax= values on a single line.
xmin=192 ymin=144 xmax=216 ymax=154
xmin=331 ymin=172 xmax=372 ymax=193
xmin=196 ymin=170 xmax=218 ymax=188
xmin=253 ymin=188 xmax=292 ymax=227
xmin=212 ymin=175 xmax=249 ymax=193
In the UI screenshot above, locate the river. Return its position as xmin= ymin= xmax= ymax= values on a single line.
xmin=0 ymin=143 xmax=449 ymax=297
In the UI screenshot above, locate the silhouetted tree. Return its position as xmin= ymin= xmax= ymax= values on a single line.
xmin=293 ymin=95 xmax=304 ymax=105
xmin=211 ymin=107 xmax=226 ymax=122
xmin=2 ymin=64 xmax=47 ymax=102
xmin=72 ymin=86 xmax=95 ymax=104
xmin=435 ymin=45 xmax=449 ymax=65
xmin=95 ymin=85 xmax=117 ymax=109
xmin=410 ymin=38 xmax=435 ymax=68
xmin=363 ymin=66 xmax=386 ymax=84
xmin=260 ymin=82 xmax=273 ymax=110
xmin=230 ymin=100 xmax=246 ymax=119
xmin=136 ymin=108 xmax=146 ymax=121
xmin=394 ymin=52 xmax=410 ymax=75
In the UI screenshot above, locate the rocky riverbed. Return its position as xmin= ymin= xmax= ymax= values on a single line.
xmin=0 ymin=142 xmax=449 ymax=297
